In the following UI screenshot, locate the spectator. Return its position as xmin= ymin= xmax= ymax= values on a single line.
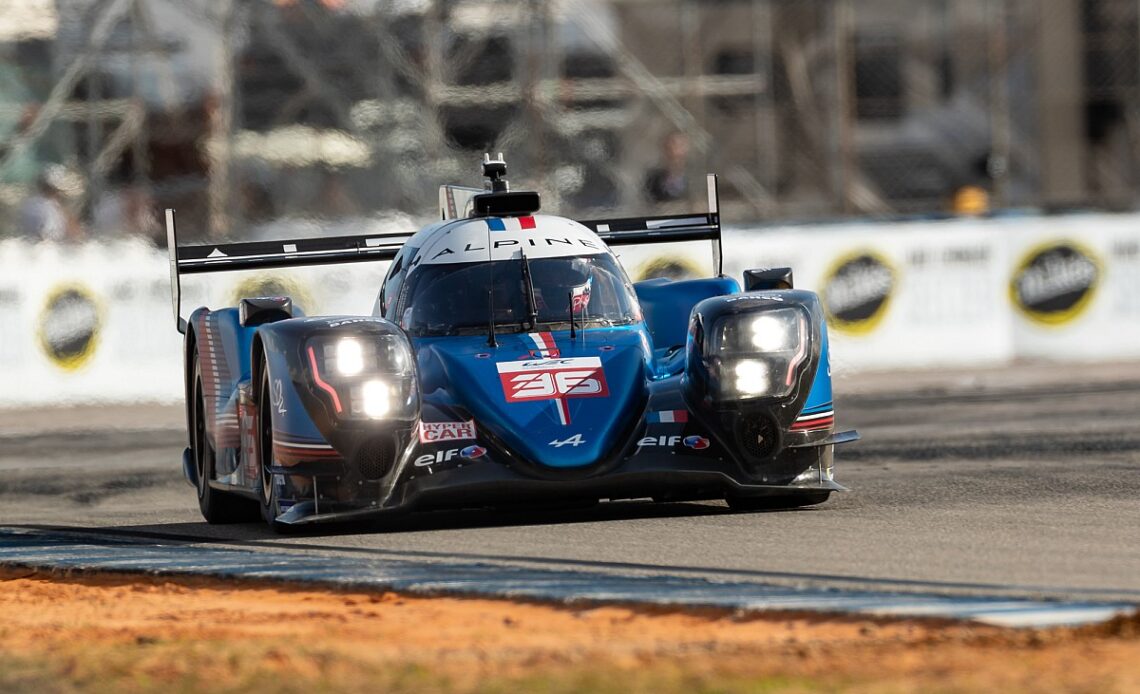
xmin=645 ymin=131 xmax=690 ymax=203
xmin=18 ymin=166 xmax=82 ymax=242
xmin=93 ymin=184 xmax=160 ymax=242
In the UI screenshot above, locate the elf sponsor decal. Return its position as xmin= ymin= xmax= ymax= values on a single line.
xmin=37 ymin=284 xmax=102 ymax=371
xmin=821 ymin=250 xmax=896 ymax=335
xmin=637 ymin=434 xmax=710 ymax=449
xmin=1010 ymin=240 xmax=1101 ymax=326
xmin=497 ymin=357 xmax=609 ymax=425
xmin=414 ymin=444 xmax=486 ymax=467
xmin=418 ymin=419 xmax=477 ymax=444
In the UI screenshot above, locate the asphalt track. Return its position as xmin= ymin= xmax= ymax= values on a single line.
xmin=2 ymin=361 xmax=1139 ymax=621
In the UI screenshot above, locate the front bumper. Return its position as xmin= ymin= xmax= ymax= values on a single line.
xmin=272 ymin=437 xmax=851 ymax=525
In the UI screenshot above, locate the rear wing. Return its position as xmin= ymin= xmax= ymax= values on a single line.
xmin=579 ymin=174 xmax=723 ymax=278
xmin=165 ymin=210 xmax=414 ymax=334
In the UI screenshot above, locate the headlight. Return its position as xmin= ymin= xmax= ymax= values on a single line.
xmin=711 ymin=307 xmax=808 ymax=400
xmin=335 ymin=339 xmax=365 ymax=376
xmin=307 ymin=334 xmax=416 ymax=420
xmin=355 ymin=379 xmax=391 ymax=418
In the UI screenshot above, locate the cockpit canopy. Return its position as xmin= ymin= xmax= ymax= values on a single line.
xmin=399 ymin=253 xmax=641 ymax=337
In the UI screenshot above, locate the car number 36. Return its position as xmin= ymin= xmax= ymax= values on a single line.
xmin=508 ymin=370 xmax=603 ymax=399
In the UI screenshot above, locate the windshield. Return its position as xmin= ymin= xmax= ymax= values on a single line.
xmin=400 ymin=254 xmax=641 ymax=336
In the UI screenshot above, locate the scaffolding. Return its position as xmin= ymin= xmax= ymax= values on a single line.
xmin=3 ymin=0 xmax=1140 ymax=241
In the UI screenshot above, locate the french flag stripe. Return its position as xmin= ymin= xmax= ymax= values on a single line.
xmin=486 ymin=216 xmax=536 ymax=232
xmin=796 ymin=410 xmax=834 ymax=422
xmin=649 ymin=410 xmax=689 ymax=423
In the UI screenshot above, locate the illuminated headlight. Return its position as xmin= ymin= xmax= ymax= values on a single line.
xmin=734 ymin=359 xmax=771 ymax=396
xmin=355 ymin=379 xmax=391 ymax=419
xmin=712 ymin=307 xmax=809 ymax=401
xmin=307 ymin=333 xmax=416 ymax=420
xmin=335 ymin=339 xmax=364 ymax=376
xmin=749 ymin=314 xmax=793 ymax=351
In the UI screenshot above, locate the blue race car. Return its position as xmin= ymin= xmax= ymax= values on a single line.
xmin=167 ymin=156 xmax=857 ymax=531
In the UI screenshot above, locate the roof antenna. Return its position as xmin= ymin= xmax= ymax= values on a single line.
xmin=482 ymin=152 xmax=509 ymax=193
xmin=484 ymin=157 xmax=499 ymax=348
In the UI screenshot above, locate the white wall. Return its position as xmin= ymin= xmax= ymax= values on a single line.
xmin=1 ymin=212 xmax=1137 ymax=406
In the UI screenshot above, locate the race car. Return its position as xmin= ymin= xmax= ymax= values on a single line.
xmin=166 ymin=155 xmax=857 ymax=531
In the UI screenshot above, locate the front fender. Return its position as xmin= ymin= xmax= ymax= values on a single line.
xmin=255 ymin=316 xmax=420 ymax=456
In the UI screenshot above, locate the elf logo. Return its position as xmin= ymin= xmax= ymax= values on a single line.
xmin=637 ymin=435 xmax=710 ymax=449
xmin=414 ymin=445 xmax=487 ymax=467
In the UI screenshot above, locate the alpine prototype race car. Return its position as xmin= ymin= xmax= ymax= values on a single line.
xmin=166 ymin=156 xmax=858 ymax=531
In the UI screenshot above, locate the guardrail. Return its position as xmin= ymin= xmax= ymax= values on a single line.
xmin=2 ymin=211 xmax=1138 ymax=406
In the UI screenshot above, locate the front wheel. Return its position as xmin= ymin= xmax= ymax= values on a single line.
xmin=256 ymin=363 xmax=296 ymax=533
xmin=726 ymin=492 xmax=830 ymax=512
xmin=191 ymin=349 xmax=257 ymax=523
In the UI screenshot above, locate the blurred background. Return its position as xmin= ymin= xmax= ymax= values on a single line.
xmin=3 ymin=0 xmax=1140 ymax=405
xmin=5 ymin=0 xmax=1140 ymax=241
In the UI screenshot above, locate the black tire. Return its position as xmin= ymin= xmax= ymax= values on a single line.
xmin=257 ymin=363 xmax=295 ymax=533
xmin=726 ymin=492 xmax=830 ymax=512
xmin=190 ymin=349 xmax=258 ymax=524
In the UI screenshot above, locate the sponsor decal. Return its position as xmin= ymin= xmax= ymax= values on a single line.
xmin=460 ymin=445 xmax=487 ymax=459
xmin=821 ymin=251 xmax=896 ymax=335
xmin=637 ymin=434 xmax=711 ymax=449
xmin=647 ymin=410 xmax=689 ymax=424
xmin=683 ymin=435 xmax=710 ymax=450
xmin=37 ymin=284 xmax=102 ymax=371
xmin=1010 ymin=241 xmax=1101 ymax=326
xmin=497 ymin=357 xmax=609 ymax=426
xmin=570 ymin=277 xmax=592 ymax=314
xmin=414 ymin=445 xmax=485 ymax=467
xmin=418 ymin=419 xmax=477 ymax=444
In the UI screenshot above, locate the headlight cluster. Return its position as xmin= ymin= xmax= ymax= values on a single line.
xmin=306 ymin=335 xmax=416 ymax=420
xmin=710 ymin=307 xmax=808 ymax=400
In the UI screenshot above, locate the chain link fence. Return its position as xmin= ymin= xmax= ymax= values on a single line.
xmin=1 ymin=0 xmax=1139 ymax=242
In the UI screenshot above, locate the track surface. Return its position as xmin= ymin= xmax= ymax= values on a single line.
xmin=2 ymin=362 xmax=1139 ymax=604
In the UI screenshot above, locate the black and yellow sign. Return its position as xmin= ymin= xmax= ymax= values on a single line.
xmin=634 ymin=255 xmax=704 ymax=282
xmin=821 ymin=251 xmax=896 ymax=335
xmin=230 ymin=274 xmax=312 ymax=314
xmin=1010 ymin=241 xmax=1100 ymax=326
xmin=38 ymin=284 xmax=102 ymax=370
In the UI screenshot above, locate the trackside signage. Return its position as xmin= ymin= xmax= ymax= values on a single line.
xmin=4 ymin=212 xmax=1140 ymax=406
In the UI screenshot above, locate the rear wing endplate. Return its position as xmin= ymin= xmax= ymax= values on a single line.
xmin=578 ymin=174 xmax=722 ymax=278
xmin=165 ymin=209 xmax=412 ymax=334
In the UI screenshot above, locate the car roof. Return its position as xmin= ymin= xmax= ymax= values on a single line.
xmin=407 ymin=214 xmax=609 ymax=270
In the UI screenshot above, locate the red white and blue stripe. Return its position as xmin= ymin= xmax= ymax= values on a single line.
xmin=648 ymin=410 xmax=689 ymax=424
xmin=523 ymin=332 xmax=560 ymax=358
xmin=791 ymin=409 xmax=834 ymax=431
xmin=486 ymin=216 xmax=537 ymax=232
